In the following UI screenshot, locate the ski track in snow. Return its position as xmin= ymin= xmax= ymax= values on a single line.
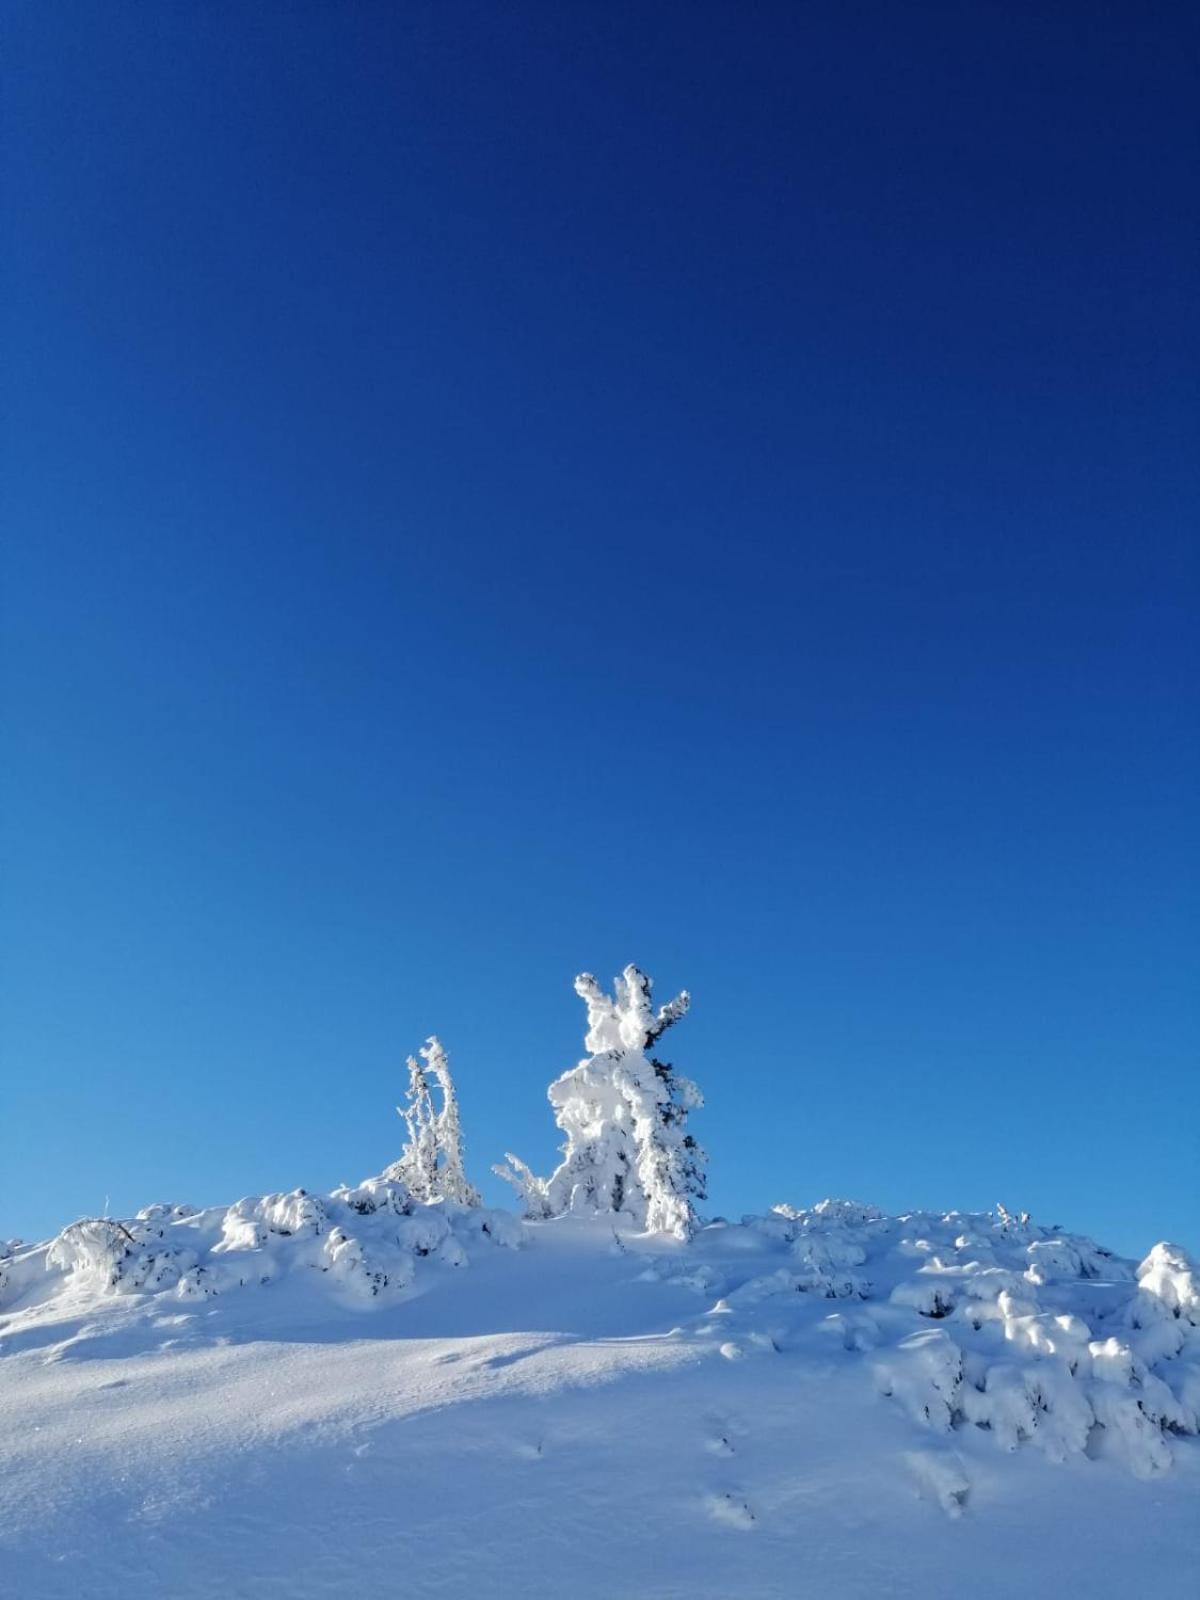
xmin=1 ymin=1203 xmax=1198 ymax=1599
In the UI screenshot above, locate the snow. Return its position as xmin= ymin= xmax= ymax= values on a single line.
xmin=1 ymin=1187 xmax=1197 ymax=1597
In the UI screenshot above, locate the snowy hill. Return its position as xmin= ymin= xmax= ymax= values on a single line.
xmin=2 ymin=1188 xmax=1198 ymax=1599
xmin=3 ymin=972 xmax=1196 ymax=1594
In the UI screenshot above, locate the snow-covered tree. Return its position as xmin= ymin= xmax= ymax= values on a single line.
xmin=423 ymin=1037 xmax=481 ymax=1207
xmin=385 ymin=1052 xmax=438 ymax=1200
xmin=384 ymin=1037 xmax=479 ymax=1206
xmin=495 ymin=964 xmax=706 ymax=1238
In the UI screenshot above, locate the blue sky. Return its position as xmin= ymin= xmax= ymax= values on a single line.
xmin=3 ymin=3 xmax=1196 ymax=1255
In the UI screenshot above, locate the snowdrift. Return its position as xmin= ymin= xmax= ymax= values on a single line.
xmin=1 ymin=1189 xmax=1197 ymax=1598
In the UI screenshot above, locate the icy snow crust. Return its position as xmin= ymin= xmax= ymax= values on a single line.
xmin=1 ymin=1195 xmax=1197 ymax=1598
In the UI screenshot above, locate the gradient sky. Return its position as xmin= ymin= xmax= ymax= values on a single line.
xmin=3 ymin=3 xmax=1197 ymax=1256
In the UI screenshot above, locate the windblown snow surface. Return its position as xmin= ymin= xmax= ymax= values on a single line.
xmin=1 ymin=1188 xmax=1197 ymax=1599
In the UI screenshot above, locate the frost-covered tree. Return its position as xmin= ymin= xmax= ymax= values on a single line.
xmin=423 ymin=1037 xmax=481 ymax=1207
xmin=385 ymin=1052 xmax=438 ymax=1200
xmin=495 ymin=964 xmax=706 ymax=1238
xmin=384 ymin=1038 xmax=479 ymax=1206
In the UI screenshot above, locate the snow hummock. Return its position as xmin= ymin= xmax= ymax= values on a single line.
xmin=1 ymin=1185 xmax=1197 ymax=1598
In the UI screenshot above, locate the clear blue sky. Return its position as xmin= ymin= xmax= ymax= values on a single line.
xmin=3 ymin=3 xmax=1196 ymax=1257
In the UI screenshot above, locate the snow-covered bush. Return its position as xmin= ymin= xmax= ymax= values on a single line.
xmin=496 ymin=964 xmax=706 ymax=1238
xmin=384 ymin=1037 xmax=480 ymax=1207
xmin=29 ymin=1032 xmax=496 ymax=1313
xmin=42 ymin=1181 xmax=518 ymax=1307
xmin=858 ymin=1212 xmax=1200 ymax=1478
xmin=332 ymin=1176 xmax=413 ymax=1217
xmin=1136 ymin=1242 xmax=1200 ymax=1324
xmin=46 ymin=1217 xmax=197 ymax=1294
xmin=773 ymin=1199 xmax=882 ymax=1228
xmin=0 ymin=1239 xmax=16 ymax=1306
xmin=678 ymin=1200 xmax=1200 ymax=1481
xmin=491 ymin=1151 xmax=550 ymax=1219
xmin=876 ymin=1327 xmax=964 ymax=1430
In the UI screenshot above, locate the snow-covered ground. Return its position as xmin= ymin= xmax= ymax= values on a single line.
xmin=1 ymin=1190 xmax=1197 ymax=1598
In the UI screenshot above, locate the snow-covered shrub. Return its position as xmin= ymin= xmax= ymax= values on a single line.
xmin=773 ymin=1199 xmax=881 ymax=1228
xmin=993 ymin=1202 xmax=1032 ymax=1236
xmin=45 ymin=1219 xmax=129 ymax=1285
xmin=135 ymin=1203 xmax=197 ymax=1223
xmin=856 ymin=1210 xmax=1200 ymax=1477
xmin=708 ymin=1199 xmax=1198 ymax=1481
xmin=322 ymin=1226 xmax=397 ymax=1298
xmin=384 ymin=1037 xmax=480 ymax=1206
xmin=451 ymin=1204 xmax=524 ymax=1251
xmin=42 ymin=1179 xmax=520 ymax=1309
xmin=211 ymin=1188 xmax=414 ymax=1294
xmin=496 ymin=964 xmax=706 ymax=1238
xmin=332 ymin=1176 xmax=412 ymax=1217
xmin=0 ymin=1240 xmax=15 ymax=1306
xmin=1085 ymin=1336 xmax=1197 ymax=1477
xmin=214 ymin=1189 xmax=332 ymax=1257
xmin=792 ymin=1232 xmax=870 ymax=1298
xmin=724 ymin=1253 xmax=867 ymax=1310
xmin=1024 ymin=1233 xmax=1129 ymax=1285
xmin=958 ymin=1357 xmax=1095 ymax=1461
xmin=492 ymin=1151 xmax=551 ymax=1220
xmin=1136 ymin=1243 xmax=1200 ymax=1324
xmin=890 ymin=1277 xmax=958 ymax=1319
xmin=757 ymin=1200 xmax=876 ymax=1295
xmin=46 ymin=1217 xmax=196 ymax=1294
xmin=875 ymin=1328 xmax=964 ymax=1431
xmin=1124 ymin=1244 xmax=1200 ymax=1364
